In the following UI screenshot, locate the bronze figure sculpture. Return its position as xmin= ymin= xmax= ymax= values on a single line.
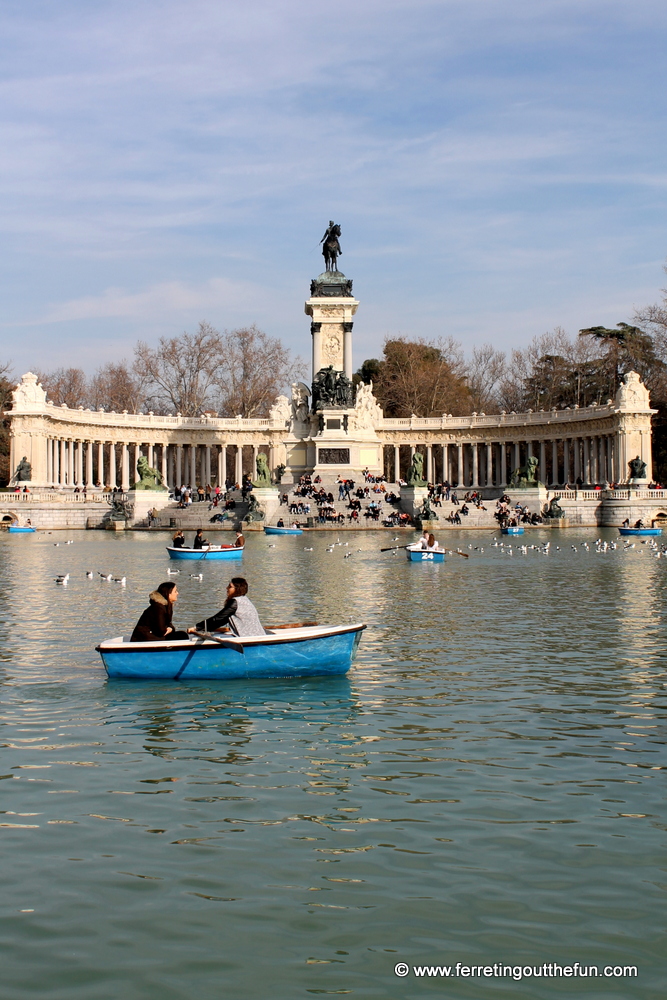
xmin=320 ymin=221 xmax=342 ymax=272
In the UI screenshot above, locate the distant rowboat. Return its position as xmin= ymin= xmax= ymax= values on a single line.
xmin=7 ymin=525 xmax=36 ymax=533
xmin=264 ymin=526 xmax=303 ymax=535
xmin=501 ymin=526 xmax=524 ymax=535
xmin=97 ymin=623 xmax=366 ymax=680
xmin=619 ymin=527 xmax=662 ymax=536
xmin=167 ymin=545 xmax=244 ymax=560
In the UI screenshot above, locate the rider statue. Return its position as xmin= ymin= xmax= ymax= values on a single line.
xmin=320 ymin=221 xmax=342 ymax=272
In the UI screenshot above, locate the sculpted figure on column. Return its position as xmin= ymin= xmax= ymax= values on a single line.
xmin=131 ymin=455 xmax=167 ymax=491
xmin=12 ymin=456 xmax=32 ymax=482
xmin=320 ymin=221 xmax=342 ymax=272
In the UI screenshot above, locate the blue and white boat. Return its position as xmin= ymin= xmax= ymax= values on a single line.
xmin=501 ymin=526 xmax=524 ymax=535
xmin=7 ymin=525 xmax=36 ymax=533
xmin=406 ymin=544 xmax=445 ymax=563
xmin=97 ymin=623 xmax=366 ymax=680
xmin=264 ymin=525 xmax=303 ymax=535
xmin=619 ymin=527 xmax=662 ymax=536
xmin=167 ymin=545 xmax=244 ymax=561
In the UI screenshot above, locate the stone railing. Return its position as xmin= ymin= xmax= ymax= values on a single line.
xmin=0 ymin=491 xmax=108 ymax=503
xmin=379 ymin=404 xmax=617 ymax=432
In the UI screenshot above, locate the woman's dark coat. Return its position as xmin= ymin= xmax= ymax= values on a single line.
xmin=131 ymin=590 xmax=177 ymax=642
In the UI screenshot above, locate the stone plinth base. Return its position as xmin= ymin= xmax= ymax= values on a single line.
xmin=246 ymin=487 xmax=281 ymax=526
xmin=127 ymin=489 xmax=169 ymax=526
xmin=400 ymin=486 xmax=428 ymax=519
xmin=506 ymin=486 xmax=548 ymax=515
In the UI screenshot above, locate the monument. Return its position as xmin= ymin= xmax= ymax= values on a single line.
xmin=281 ymin=221 xmax=383 ymax=481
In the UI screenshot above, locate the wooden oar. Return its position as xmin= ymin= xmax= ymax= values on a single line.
xmin=191 ymin=629 xmax=244 ymax=651
xmin=267 ymin=621 xmax=318 ymax=630
xmin=380 ymin=544 xmax=469 ymax=558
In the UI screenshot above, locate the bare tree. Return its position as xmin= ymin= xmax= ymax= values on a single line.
xmin=465 ymin=344 xmax=506 ymax=412
xmin=0 ymin=361 xmax=14 ymax=486
xmin=215 ymin=325 xmax=306 ymax=417
xmin=133 ymin=322 xmax=223 ymax=415
xmin=89 ymin=361 xmax=146 ymax=413
xmin=35 ymin=367 xmax=88 ymax=408
xmin=370 ymin=337 xmax=471 ymax=417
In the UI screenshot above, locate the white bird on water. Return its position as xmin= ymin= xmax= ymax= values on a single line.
xmin=86 ymin=571 xmax=93 ymax=579
xmin=99 ymin=572 xmax=113 ymax=581
xmin=112 ymin=577 xmax=126 ymax=586
xmin=189 ymin=573 xmax=203 ymax=580
xmin=303 ymin=546 xmax=313 ymax=551
xmin=55 ymin=573 xmax=69 ymax=585
xmin=166 ymin=568 xmax=180 ymax=575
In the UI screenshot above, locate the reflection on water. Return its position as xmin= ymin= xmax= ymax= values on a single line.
xmin=0 ymin=529 xmax=665 ymax=1000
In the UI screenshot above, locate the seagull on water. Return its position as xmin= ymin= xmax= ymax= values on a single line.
xmin=55 ymin=573 xmax=69 ymax=585
xmin=112 ymin=577 xmax=126 ymax=586
xmin=166 ymin=568 xmax=180 ymax=575
xmin=86 ymin=571 xmax=93 ymax=578
xmin=99 ymin=572 xmax=113 ymax=581
xmin=189 ymin=573 xmax=203 ymax=580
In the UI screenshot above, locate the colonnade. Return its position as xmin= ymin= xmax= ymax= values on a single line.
xmin=387 ymin=432 xmax=621 ymax=487
xmin=43 ymin=439 xmax=274 ymax=490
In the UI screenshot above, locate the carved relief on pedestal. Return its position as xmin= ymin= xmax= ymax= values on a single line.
xmin=322 ymin=326 xmax=344 ymax=367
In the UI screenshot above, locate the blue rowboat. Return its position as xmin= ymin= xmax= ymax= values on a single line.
xmin=406 ymin=545 xmax=445 ymax=563
xmin=501 ymin=526 xmax=524 ymax=535
xmin=619 ymin=527 xmax=663 ymax=536
xmin=167 ymin=545 xmax=243 ymax=560
xmin=264 ymin=526 xmax=303 ymax=535
xmin=96 ymin=623 xmax=366 ymax=680
xmin=7 ymin=525 xmax=35 ymax=533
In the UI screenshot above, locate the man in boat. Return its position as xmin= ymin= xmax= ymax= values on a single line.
xmin=634 ymin=519 xmax=644 ymax=529
xmin=234 ymin=530 xmax=245 ymax=547
xmin=131 ymin=582 xmax=190 ymax=642
xmin=193 ymin=529 xmax=208 ymax=549
xmin=191 ymin=577 xmax=266 ymax=637
xmin=276 ymin=517 xmax=285 ymax=528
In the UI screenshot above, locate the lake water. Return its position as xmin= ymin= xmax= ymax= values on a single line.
xmin=0 ymin=528 xmax=665 ymax=999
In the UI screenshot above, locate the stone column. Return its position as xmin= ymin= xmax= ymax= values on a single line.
xmin=513 ymin=442 xmax=520 ymax=472
xmin=456 ymin=444 xmax=463 ymax=487
xmin=148 ymin=443 xmax=154 ymax=468
xmin=67 ymin=440 xmax=74 ymax=486
xmin=500 ymin=443 xmax=507 ymax=486
xmin=572 ymin=438 xmax=580 ymax=482
xmin=161 ymin=445 xmax=168 ymax=488
xmin=107 ymin=444 xmax=116 ymax=488
xmin=486 ymin=442 xmax=493 ymax=486
xmin=200 ymin=447 xmax=206 ymax=488
xmin=120 ymin=443 xmax=129 ymax=490
xmin=45 ymin=439 xmax=52 ymax=485
xmin=471 ymin=443 xmax=479 ymax=487
xmin=393 ymin=445 xmax=400 ymax=482
xmin=168 ymin=446 xmax=174 ymax=489
xmin=220 ymin=445 xmax=227 ymax=487
xmin=527 ymin=440 xmax=533 ymax=459
xmin=442 ymin=444 xmax=449 ymax=484
xmin=582 ymin=438 xmax=590 ymax=485
xmin=539 ymin=441 xmax=546 ymax=484
xmin=252 ymin=445 xmax=258 ymax=482
xmin=176 ymin=445 xmax=182 ymax=486
xmin=343 ymin=323 xmax=353 ymax=380
xmin=235 ymin=445 xmax=243 ymax=484
xmin=86 ymin=441 xmax=94 ymax=487
xmin=551 ymin=440 xmax=558 ymax=485
xmin=205 ymin=445 xmax=212 ymax=487
xmin=426 ymin=445 xmax=433 ymax=483
xmin=132 ymin=444 xmax=140 ymax=486
xmin=190 ymin=445 xmax=197 ymax=487
xmin=75 ymin=441 xmax=83 ymax=485
xmin=97 ymin=441 xmax=104 ymax=486
xmin=563 ymin=439 xmax=570 ymax=484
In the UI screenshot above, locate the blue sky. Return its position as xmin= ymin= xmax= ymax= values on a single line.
xmin=2 ymin=0 xmax=667 ymax=376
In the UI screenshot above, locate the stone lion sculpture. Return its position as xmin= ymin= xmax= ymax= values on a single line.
xmin=508 ymin=455 xmax=540 ymax=488
xmin=407 ymin=451 xmax=426 ymax=487
xmin=132 ymin=455 xmax=167 ymax=491
xmin=253 ymin=452 xmax=272 ymax=487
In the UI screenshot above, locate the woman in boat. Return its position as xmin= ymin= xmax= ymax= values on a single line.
xmin=172 ymin=530 xmax=185 ymax=548
xmin=131 ymin=582 xmax=190 ymax=642
xmin=191 ymin=577 xmax=266 ymax=637
xmin=425 ymin=533 xmax=441 ymax=551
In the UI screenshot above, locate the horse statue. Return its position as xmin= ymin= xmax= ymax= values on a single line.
xmin=407 ymin=452 xmax=426 ymax=487
xmin=253 ymin=452 xmax=272 ymax=487
xmin=321 ymin=221 xmax=342 ymax=272
xmin=131 ymin=455 xmax=167 ymax=491
xmin=508 ymin=455 xmax=540 ymax=488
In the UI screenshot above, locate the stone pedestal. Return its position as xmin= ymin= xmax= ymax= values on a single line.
xmin=126 ymin=489 xmax=169 ymax=527
xmin=507 ymin=486 xmax=548 ymax=516
xmin=247 ymin=487 xmax=281 ymax=525
xmin=400 ymin=486 xmax=428 ymax=520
